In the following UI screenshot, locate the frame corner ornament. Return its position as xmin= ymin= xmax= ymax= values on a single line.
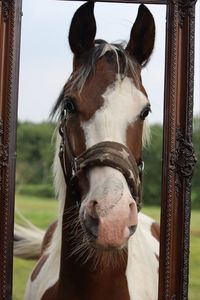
xmin=170 ymin=126 xmax=197 ymax=193
xmin=1 ymin=0 xmax=10 ymax=22
xmin=174 ymin=0 xmax=197 ymax=27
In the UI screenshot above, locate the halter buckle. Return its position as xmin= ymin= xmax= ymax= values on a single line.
xmin=138 ymin=160 xmax=144 ymax=173
xmin=72 ymin=157 xmax=78 ymax=174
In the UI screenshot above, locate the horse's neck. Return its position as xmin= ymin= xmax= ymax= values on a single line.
xmin=56 ymin=201 xmax=130 ymax=300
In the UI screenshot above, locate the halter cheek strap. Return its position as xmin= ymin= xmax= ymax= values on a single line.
xmin=58 ymin=112 xmax=144 ymax=211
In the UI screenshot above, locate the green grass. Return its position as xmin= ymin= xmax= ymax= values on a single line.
xmin=13 ymin=258 xmax=36 ymax=300
xmin=142 ymin=205 xmax=160 ymax=221
xmin=13 ymin=196 xmax=200 ymax=300
xmin=15 ymin=194 xmax=58 ymax=229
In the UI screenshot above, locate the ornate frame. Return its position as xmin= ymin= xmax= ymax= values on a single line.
xmin=0 ymin=0 xmax=198 ymax=299
xmin=0 ymin=0 xmax=22 ymax=299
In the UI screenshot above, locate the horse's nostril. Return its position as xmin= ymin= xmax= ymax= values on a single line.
xmin=84 ymin=215 xmax=99 ymax=238
xmin=129 ymin=225 xmax=137 ymax=236
xmin=90 ymin=200 xmax=98 ymax=218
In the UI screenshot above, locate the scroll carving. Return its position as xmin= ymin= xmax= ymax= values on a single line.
xmin=170 ymin=127 xmax=197 ymax=193
xmin=0 ymin=119 xmax=8 ymax=192
xmin=0 ymin=119 xmax=3 ymax=136
xmin=1 ymin=0 xmax=10 ymax=22
xmin=0 ymin=143 xmax=8 ymax=167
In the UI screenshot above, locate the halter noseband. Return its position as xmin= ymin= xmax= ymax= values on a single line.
xmin=58 ymin=110 xmax=144 ymax=211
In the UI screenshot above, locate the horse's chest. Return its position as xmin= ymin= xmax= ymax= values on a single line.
xmin=41 ymin=274 xmax=130 ymax=300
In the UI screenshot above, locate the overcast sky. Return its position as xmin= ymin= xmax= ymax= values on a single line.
xmin=18 ymin=0 xmax=199 ymax=124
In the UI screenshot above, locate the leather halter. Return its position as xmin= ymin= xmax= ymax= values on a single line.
xmin=58 ymin=110 xmax=144 ymax=211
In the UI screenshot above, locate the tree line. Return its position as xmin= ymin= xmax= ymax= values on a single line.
xmin=16 ymin=117 xmax=200 ymax=207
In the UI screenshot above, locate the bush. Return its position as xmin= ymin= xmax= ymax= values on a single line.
xmin=191 ymin=188 xmax=200 ymax=209
xmin=16 ymin=184 xmax=55 ymax=198
xmin=16 ymin=121 xmax=55 ymax=186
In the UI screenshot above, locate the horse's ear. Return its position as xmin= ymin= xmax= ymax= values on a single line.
xmin=126 ymin=4 xmax=155 ymax=66
xmin=69 ymin=2 xmax=96 ymax=57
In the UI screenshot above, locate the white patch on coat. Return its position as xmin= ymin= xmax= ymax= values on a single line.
xmin=126 ymin=213 xmax=159 ymax=300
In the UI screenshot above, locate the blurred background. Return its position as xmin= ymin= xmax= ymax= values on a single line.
xmin=14 ymin=1 xmax=200 ymax=299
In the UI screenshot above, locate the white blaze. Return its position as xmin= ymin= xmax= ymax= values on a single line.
xmin=81 ymin=76 xmax=149 ymax=148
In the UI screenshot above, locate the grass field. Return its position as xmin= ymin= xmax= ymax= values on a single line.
xmin=14 ymin=195 xmax=200 ymax=300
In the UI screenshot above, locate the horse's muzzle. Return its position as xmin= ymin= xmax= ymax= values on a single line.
xmin=80 ymin=168 xmax=138 ymax=249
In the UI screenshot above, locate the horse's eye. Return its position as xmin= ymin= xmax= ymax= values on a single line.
xmin=64 ymin=99 xmax=76 ymax=113
xmin=140 ymin=105 xmax=151 ymax=120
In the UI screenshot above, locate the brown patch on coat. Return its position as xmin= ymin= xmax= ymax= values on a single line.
xmin=41 ymin=221 xmax=58 ymax=254
xmin=126 ymin=120 xmax=143 ymax=164
xmin=151 ymin=222 xmax=160 ymax=242
xmin=155 ymin=253 xmax=159 ymax=262
xmin=31 ymin=254 xmax=49 ymax=282
xmin=41 ymin=282 xmax=58 ymax=300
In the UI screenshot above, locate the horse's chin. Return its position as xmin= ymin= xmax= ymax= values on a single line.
xmin=85 ymin=232 xmax=129 ymax=252
xmin=84 ymin=237 xmax=129 ymax=271
xmin=92 ymin=241 xmax=128 ymax=252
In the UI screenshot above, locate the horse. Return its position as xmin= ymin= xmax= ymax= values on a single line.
xmin=16 ymin=2 xmax=160 ymax=299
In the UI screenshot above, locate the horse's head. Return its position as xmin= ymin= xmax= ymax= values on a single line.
xmin=55 ymin=2 xmax=155 ymax=251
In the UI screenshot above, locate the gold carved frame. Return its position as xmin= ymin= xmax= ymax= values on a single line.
xmin=0 ymin=0 xmax=198 ymax=299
